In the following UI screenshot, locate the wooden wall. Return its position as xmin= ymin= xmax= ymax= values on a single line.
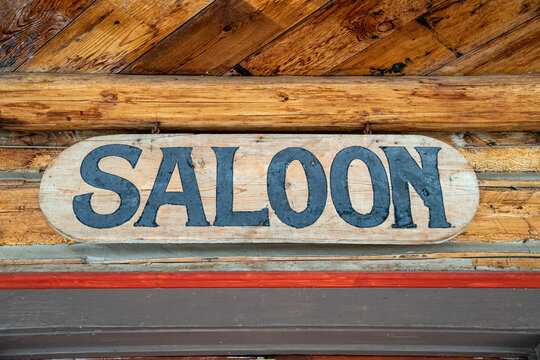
xmin=1 ymin=0 xmax=539 ymax=75
xmin=0 ymin=0 xmax=539 ymax=272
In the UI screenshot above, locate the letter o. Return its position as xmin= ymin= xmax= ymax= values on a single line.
xmin=330 ymin=146 xmax=390 ymax=227
xmin=267 ymin=147 xmax=327 ymax=228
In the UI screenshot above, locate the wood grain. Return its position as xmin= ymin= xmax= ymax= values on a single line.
xmin=0 ymin=182 xmax=73 ymax=245
xmin=238 ymin=0 xmax=442 ymax=75
xmin=1 ymin=176 xmax=536 ymax=246
xmin=472 ymin=258 xmax=540 ymax=270
xmin=328 ymin=20 xmax=452 ymax=76
xmin=39 ymin=134 xmax=478 ymax=244
xmin=1 ymin=271 xmax=539 ymax=289
xmin=457 ymin=148 xmax=540 ymax=172
xmin=427 ymin=132 xmax=540 ymax=148
xmin=124 ymin=0 xmax=329 ymax=75
xmin=0 ymin=147 xmax=62 ymax=171
xmin=419 ymin=0 xmax=539 ymax=57
xmin=2 ymin=131 xmax=537 ymax=147
xmin=18 ymin=252 xmax=538 ymax=265
xmin=1 ymin=74 xmax=539 ymax=132
xmin=0 ymin=0 xmax=95 ymax=71
xmin=17 ymin=0 xmax=214 ymax=73
xmin=328 ymin=0 xmax=540 ymax=75
xmin=432 ymin=16 xmax=540 ymax=75
xmin=0 ymin=129 xmax=141 ymax=147
xmin=453 ymin=185 xmax=539 ymax=243
xmin=2 ymin=146 xmax=538 ymax=173
xmin=1 ymin=239 xmax=538 ymax=272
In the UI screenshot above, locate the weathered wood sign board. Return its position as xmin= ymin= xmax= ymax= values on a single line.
xmin=39 ymin=134 xmax=479 ymax=244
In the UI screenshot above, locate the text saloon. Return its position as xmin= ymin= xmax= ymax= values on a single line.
xmin=39 ymin=134 xmax=479 ymax=244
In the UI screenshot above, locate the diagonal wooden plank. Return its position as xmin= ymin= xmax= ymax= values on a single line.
xmin=16 ymin=0 xmax=215 ymax=73
xmin=0 ymin=0 xmax=95 ymax=72
xmin=237 ymin=0 xmax=443 ymax=75
xmin=432 ymin=16 xmax=540 ymax=75
xmin=419 ymin=0 xmax=540 ymax=56
xmin=327 ymin=20 xmax=452 ymax=76
xmin=327 ymin=0 xmax=540 ymax=75
xmin=124 ymin=0 xmax=330 ymax=75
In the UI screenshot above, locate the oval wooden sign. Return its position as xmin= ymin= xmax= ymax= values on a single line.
xmin=39 ymin=134 xmax=479 ymax=244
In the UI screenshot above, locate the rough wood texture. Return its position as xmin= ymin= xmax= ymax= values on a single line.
xmin=1 ymin=240 xmax=538 ymax=271
xmin=1 ymin=74 xmax=538 ymax=132
xmin=2 ymin=131 xmax=537 ymax=147
xmin=124 ymin=0 xmax=330 ymax=75
xmin=328 ymin=0 xmax=540 ymax=75
xmin=0 ymin=0 xmax=95 ymax=71
xmin=0 ymin=182 xmax=73 ymax=245
xmin=39 ymin=134 xmax=478 ymax=244
xmin=433 ymin=16 xmax=540 ymax=75
xmin=417 ymin=0 xmax=539 ymax=57
xmin=1 ymin=180 xmax=536 ymax=246
xmin=457 ymin=148 xmax=540 ymax=172
xmin=17 ymin=0 xmax=214 ymax=73
xmin=0 ymin=147 xmax=62 ymax=171
xmin=0 ymin=129 xmax=141 ymax=147
xmin=472 ymin=258 xmax=540 ymax=270
xmin=0 ymin=0 xmax=539 ymax=75
xmin=453 ymin=185 xmax=539 ymax=243
xmin=328 ymin=20 xmax=452 ymax=76
xmin=238 ymin=0 xmax=442 ymax=75
xmin=2 ymin=146 xmax=538 ymax=173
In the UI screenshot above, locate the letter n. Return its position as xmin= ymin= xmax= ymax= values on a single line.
xmin=381 ymin=146 xmax=451 ymax=229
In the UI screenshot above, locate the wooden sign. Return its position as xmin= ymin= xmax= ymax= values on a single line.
xmin=39 ymin=134 xmax=479 ymax=244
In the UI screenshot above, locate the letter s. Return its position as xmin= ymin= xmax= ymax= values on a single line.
xmin=73 ymin=144 xmax=142 ymax=229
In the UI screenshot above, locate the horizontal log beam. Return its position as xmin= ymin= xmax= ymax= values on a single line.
xmin=0 ymin=74 xmax=538 ymax=132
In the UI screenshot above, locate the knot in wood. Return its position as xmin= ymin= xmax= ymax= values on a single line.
xmin=376 ymin=20 xmax=395 ymax=32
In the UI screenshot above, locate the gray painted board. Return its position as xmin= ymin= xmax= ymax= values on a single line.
xmin=1 ymin=288 xmax=539 ymax=358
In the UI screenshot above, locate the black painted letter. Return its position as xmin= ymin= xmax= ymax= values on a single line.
xmin=267 ymin=147 xmax=327 ymax=228
xmin=134 ymin=147 xmax=209 ymax=227
xmin=330 ymin=146 xmax=390 ymax=227
xmin=212 ymin=147 xmax=269 ymax=226
xmin=73 ymin=144 xmax=142 ymax=229
xmin=381 ymin=146 xmax=451 ymax=228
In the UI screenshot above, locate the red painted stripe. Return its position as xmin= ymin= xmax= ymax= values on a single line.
xmin=0 ymin=272 xmax=539 ymax=289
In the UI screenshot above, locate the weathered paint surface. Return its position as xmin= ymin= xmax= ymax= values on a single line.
xmin=39 ymin=134 xmax=478 ymax=244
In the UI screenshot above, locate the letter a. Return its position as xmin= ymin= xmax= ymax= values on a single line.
xmin=134 ymin=147 xmax=209 ymax=227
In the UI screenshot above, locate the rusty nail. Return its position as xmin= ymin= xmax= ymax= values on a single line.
xmin=364 ymin=122 xmax=372 ymax=134
xmin=151 ymin=122 xmax=160 ymax=134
